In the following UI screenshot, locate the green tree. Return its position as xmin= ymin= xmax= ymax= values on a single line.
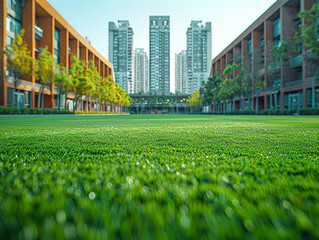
xmin=268 ymin=41 xmax=293 ymax=110
xmin=87 ymin=60 xmax=100 ymax=111
xmin=54 ymin=65 xmax=71 ymax=110
xmin=101 ymin=79 xmax=117 ymax=112
xmin=201 ymin=73 xmax=222 ymax=112
xmin=187 ymin=90 xmax=202 ymax=113
xmin=298 ymin=2 xmax=319 ymax=108
xmin=34 ymin=47 xmax=55 ymax=108
xmin=3 ymin=29 xmax=34 ymax=107
xmin=69 ymin=56 xmax=93 ymax=111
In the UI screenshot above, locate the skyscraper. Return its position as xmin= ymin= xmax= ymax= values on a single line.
xmin=175 ymin=50 xmax=187 ymax=94
xmin=135 ymin=48 xmax=149 ymax=94
xmin=108 ymin=20 xmax=134 ymax=94
xmin=186 ymin=21 xmax=212 ymax=94
xmin=149 ymin=16 xmax=170 ymax=94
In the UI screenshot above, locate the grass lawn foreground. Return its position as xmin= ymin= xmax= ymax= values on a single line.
xmin=0 ymin=115 xmax=319 ymax=239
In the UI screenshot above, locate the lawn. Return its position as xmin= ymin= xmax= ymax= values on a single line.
xmin=0 ymin=115 xmax=318 ymax=239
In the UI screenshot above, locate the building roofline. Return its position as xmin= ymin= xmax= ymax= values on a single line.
xmin=36 ymin=0 xmax=112 ymax=68
xmin=213 ymin=0 xmax=286 ymax=62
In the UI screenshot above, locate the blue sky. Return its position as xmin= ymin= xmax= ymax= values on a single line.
xmin=47 ymin=0 xmax=277 ymax=91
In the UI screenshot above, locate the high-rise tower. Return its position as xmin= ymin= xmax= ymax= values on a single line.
xmin=186 ymin=21 xmax=212 ymax=94
xmin=175 ymin=50 xmax=187 ymax=94
xmin=135 ymin=48 xmax=149 ymax=94
xmin=108 ymin=20 xmax=134 ymax=93
xmin=149 ymin=16 xmax=170 ymax=94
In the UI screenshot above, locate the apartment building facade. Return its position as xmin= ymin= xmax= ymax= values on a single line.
xmin=108 ymin=20 xmax=134 ymax=94
xmin=187 ymin=21 xmax=212 ymax=94
xmin=134 ymin=48 xmax=149 ymax=94
xmin=211 ymin=0 xmax=318 ymax=110
xmin=175 ymin=50 xmax=187 ymax=94
xmin=0 ymin=0 xmax=113 ymax=110
xmin=149 ymin=16 xmax=170 ymax=94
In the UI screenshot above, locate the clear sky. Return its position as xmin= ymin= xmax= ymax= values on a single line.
xmin=47 ymin=0 xmax=277 ymax=92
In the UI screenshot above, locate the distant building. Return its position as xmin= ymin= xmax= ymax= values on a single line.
xmin=135 ymin=48 xmax=149 ymax=94
xmin=186 ymin=21 xmax=212 ymax=94
xmin=175 ymin=50 xmax=187 ymax=94
xmin=149 ymin=16 xmax=170 ymax=94
xmin=108 ymin=20 xmax=134 ymax=94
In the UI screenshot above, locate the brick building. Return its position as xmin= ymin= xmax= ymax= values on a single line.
xmin=210 ymin=0 xmax=318 ymax=111
xmin=1 ymin=0 xmax=114 ymax=111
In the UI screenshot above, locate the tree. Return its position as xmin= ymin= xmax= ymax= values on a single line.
xmin=69 ymin=56 xmax=93 ymax=111
xmin=54 ymin=65 xmax=71 ymax=110
xmin=187 ymin=90 xmax=202 ymax=113
xmin=3 ymin=29 xmax=34 ymax=107
xmin=298 ymin=2 xmax=319 ymax=108
xmin=250 ymin=48 xmax=266 ymax=114
xmin=87 ymin=60 xmax=100 ymax=111
xmin=34 ymin=47 xmax=55 ymax=108
xmin=268 ymin=40 xmax=294 ymax=110
xmin=202 ymin=73 xmax=222 ymax=112
xmin=101 ymin=78 xmax=117 ymax=111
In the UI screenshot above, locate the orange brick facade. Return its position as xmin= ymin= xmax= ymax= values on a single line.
xmin=0 ymin=0 xmax=113 ymax=110
xmin=210 ymin=0 xmax=318 ymax=111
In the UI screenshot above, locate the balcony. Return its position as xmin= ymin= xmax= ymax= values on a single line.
xmin=283 ymin=79 xmax=303 ymax=89
xmin=35 ymin=24 xmax=43 ymax=39
xmin=289 ymin=54 xmax=302 ymax=68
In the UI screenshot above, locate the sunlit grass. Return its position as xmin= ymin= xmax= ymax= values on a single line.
xmin=0 ymin=115 xmax=318 ymax=239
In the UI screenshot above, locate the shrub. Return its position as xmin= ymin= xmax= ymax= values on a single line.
xmin=21 ymin=107 xmax=29 ymax=114
xmin=0 ymin=106 xmax=19 ymax=115
xmin=299 ymin=108 xmax=319 ymax=115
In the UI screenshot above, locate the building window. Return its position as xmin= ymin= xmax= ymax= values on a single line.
xmin=7 ymin=0 xmax=22 ymax=17
xmin=248 ymin=39 xmax=252 ymax=55
xmin=7 ymin=35 xmax=13 ymax=46
xmin=54 ymin=28 xmax=60 ymax=63
xmin=273 ymin=17 xmax=281 ymax=47
xmin=6 ymin=15 xmax=21 ymax=34
xmin=7 ymin=87 xmax=14 ymax=107
xmin=24 ymin=91 xmax=31 ymax=107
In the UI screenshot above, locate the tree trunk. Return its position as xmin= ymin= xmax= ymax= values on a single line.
xmin=41 ymin=87 xmax=44 ymax=108
xmin=58 ymin=92 xmax=61 ymax=110
xmin=256 ymin=95 xmax=259 ymax=115
xmin=312 ymin=69 xmax=318 ymax=108
xmin=241 ymin=96 xmax=244 ymax=111
xmin=38 ymin=86 xmax=42 ymax=109
xmin=274 ymin=91 xmax=278 ymax=111
xmin=64 ymin=92 xmax=67 ymax=110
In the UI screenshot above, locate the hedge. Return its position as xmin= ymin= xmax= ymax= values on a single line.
xmin=75 ymin=111 xmax=130 ymax=115
xmin=205 ymin=108 xmax=319 ymax=115
xmin=0 ymin=106 xmax=74 ymax=115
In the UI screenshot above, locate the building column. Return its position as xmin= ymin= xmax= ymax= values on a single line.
xmin=38 ymin=15 xmax=55 ymax=108
xmin=80 ymin=46 xmax=88 ymax=64
xmin=252 ymin=31 xmax=261 ymax=109
xmin=221 ymin=56 xmax=226 ymax=78
xmin=22 ymin=0 xmax=36 ymax=107
xmin=60 ymin=29 xmax=69 ymax=71
xmin=301 ymin=0 xmax=314 ymax=108
xmin=241 ymin=39 xmax=248 ymax=68
xmin=102 ymin=63 xmax=106 ymax=78
xmin=264 ymin=20 xmax=273 ymax=88
xmin=0 ymin=0 xmax=7 ymax=106
xmin=69 ymin=38 xmax=79 ymax=63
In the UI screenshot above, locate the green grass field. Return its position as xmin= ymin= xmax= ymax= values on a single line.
xmin=0 ymin=115 xmax=319 ymax=239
